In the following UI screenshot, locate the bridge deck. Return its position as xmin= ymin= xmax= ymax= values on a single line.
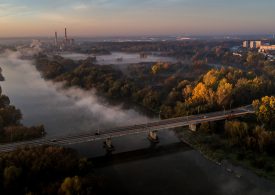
xmin=0 ymin=105 xmax=254 ymax=152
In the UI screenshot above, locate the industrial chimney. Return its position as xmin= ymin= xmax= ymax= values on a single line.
xmin=65 ymin=28 xmax=68 ymax=41
xmin=55 ymin=32 xmax=58 ymax=46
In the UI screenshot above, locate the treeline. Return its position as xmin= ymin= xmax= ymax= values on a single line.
xmin=35 ymin=54 xmax=208 ymax=112
xmin=35 ymin=53 xmax=275 ymax=120
xmin=196 ymin=96 xmax=275 ymax=173
xmin=0 ymin=146 xmax=103 ymax=194
xmin=0 ymin=73 xmax=44 ymax=143
xmin=73 ymin=40 xmax=240 ymax=61
xmin=218 ymin=95 xmax=274 ymax=152
xmin=224 ymin=121 xmax=274 ymax=153
xmin=161 ymin=67 xmax=274 ymax=117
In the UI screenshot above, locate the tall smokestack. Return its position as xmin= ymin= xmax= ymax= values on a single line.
xmin=65 ymin=27 xmax=68 ymax=41
xmin=55 ymin=32 xmax=58 ymax=46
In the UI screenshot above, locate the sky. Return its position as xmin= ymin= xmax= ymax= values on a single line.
xmin=0 ymin=0 xmax=275 ymax=37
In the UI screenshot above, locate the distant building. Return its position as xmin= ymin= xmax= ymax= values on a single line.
xmin=243 ymin=41 xmax=249 ymax=48
xmin=243 ymin=39 xmax=275 ymax=53
xmin=243 ymin=40 xmax=262 ymax=49
xmin=54 ymin=27 xmax=75 ymax=51
xmin=250 ymin=41 xmax=262 ymax=49
xmin=259 ymin=45 xmax=275 ymax=52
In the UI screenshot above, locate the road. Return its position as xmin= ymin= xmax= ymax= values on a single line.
xmin=0 ymin=105 xmax=255 ymax=153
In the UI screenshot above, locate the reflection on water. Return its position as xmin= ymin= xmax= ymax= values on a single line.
xmin=1 ymin=51 xmax=275 ymax=195
xmin=60 ymin=52 xmax=176 ymax=65
xmin=96 ymin=144 xmax=275 ymax=195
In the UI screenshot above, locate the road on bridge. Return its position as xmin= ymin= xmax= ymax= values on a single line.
xmin=0 ymin=105 xmax=255 ymax=153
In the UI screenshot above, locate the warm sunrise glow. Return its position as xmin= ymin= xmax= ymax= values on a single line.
xmin=1 ymin=0 xmax=275 ymax=37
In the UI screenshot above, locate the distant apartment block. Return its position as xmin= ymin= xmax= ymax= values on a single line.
xmin=243 ymin=40 xmax=275 ymax=52
xmin=248 ymin=41 xmax=261 ymax=49
xmin=252 ymin=41 xmax=261 ymax=49
xmin=243 ymin=41 xmax=249 ymax=48
xmin=243 ymin=40 xmax=262 ymax=49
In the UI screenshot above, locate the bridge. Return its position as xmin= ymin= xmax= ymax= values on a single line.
xmin=0 ymin=105 xmax=255 ymax=153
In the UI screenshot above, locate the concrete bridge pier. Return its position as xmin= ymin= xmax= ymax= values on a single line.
xmin=189 ymin=124 xmax=198 ymax=132
xmin=103 ymin=137 xmax=115 ymax=152
xmin=148 ymin=131 xmax=159 ymax=143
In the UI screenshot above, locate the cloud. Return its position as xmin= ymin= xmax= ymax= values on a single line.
xmin=0 ymin=3 xmax=32 ymax=18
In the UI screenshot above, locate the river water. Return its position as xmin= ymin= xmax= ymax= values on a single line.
xmin=60 ymin=52 xmax=176 ymax=65
xmin=0 ymin=51 xmax=275 ymax=195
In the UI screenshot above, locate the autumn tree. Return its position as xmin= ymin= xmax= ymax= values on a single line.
xmin=253 ymin=96 xmax=275 ymax=127
xmin=216 ymin=78 xmax=233 ymax=107
xmin=59 ymin=176 xmax=82 ymax=195
xmin=225 ymin=120 xmax=249 ymax=146
xmin=252 ymin=126 xmax=271 ymax=152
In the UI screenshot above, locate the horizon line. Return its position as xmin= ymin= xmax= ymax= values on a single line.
xmin=0 ymin=33 xmax=275 ymax=39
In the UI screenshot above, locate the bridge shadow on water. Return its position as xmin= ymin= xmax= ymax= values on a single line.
xmin=90 ymin=142 xmax=192 ymax=168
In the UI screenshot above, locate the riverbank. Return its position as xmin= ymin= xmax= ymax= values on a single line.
xmin=0 ymin=66 xmax=45 ymax=143
xmin=175 ymin=127 xmax=275 ymax=183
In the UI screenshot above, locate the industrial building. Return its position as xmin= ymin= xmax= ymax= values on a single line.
xmin=54 ymin=28 xmax=75 ymax=50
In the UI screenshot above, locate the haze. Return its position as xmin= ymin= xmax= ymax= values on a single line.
xmin=0 ymin=0 xmax=275 ymax=37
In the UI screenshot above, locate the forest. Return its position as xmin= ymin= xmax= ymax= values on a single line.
xmin=35 ymin=45 xmax=275 ymax=119
xmin=34 ymin=41 xmax=275 ymax=180
xmin=0 ymin=146 xmax=103 ymax=194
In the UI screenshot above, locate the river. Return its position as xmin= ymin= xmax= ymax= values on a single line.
xmin=0 ymin=51 xmax=275 ymax=195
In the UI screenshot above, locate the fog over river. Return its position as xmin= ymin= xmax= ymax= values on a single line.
xmin=1 ymin=50 xmax=275 ymax=195
xmin=0 ymin=51 xmax=150 ymax=136
xmin=60 ymin=52 xmax=176 ymax=64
